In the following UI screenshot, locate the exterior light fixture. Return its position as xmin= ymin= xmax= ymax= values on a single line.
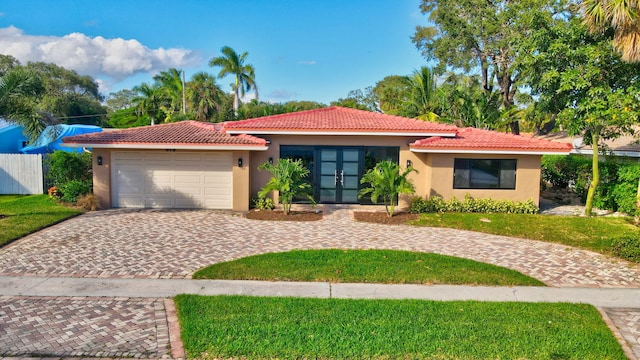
xmin=406 ymin=160 xmax=412 ymax=168
xmin=238 ymin=158 xmax=243 ymax=168
xmin=97 ymin=156 xmax=103 ymax=166
xmin=268 ymin=157 xmax=273 ymax=164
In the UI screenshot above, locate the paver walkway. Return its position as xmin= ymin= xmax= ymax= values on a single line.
xmin=1 ymin=208 xmax=639 ymax=287
xmin=0 ymin=208 xmax=639 ymax=359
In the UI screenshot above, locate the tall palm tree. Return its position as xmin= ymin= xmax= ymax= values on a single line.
xmin=582 ymin=0 xmax=640 ymax=61
xmin=0 ymin=67 xmax=46 ymax=141
xmin=132 ymin=82 xmax=167 ymax=126
xmin=209 ymin=46 xmax=257 ymax=116
xmin=187 ymin=72 xmax=223 ymax=121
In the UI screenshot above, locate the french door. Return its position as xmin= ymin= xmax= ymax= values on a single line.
xmin=318 ymin=148 xmax=361 ymax=203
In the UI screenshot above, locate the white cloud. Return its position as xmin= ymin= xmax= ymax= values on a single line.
xmin=0 ymin=26 xmax=200 ymax=83
xmin=298 ymin=60 xmax=317 ymax=65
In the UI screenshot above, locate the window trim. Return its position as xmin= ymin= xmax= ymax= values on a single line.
xmin=453 ymin=158 xmax=517 ymax=190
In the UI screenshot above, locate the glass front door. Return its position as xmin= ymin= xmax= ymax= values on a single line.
xmin=318 ymin=148 xmax=361 ymax=203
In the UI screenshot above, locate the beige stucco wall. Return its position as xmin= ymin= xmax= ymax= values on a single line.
xmin=248 ymin=135 xmax=427 ymax=208
xmin=92 ymin=149 xmax=111 ymax=209
xmin=428 ymin=153 xmax=542 ymax=206
xmin=231 ymin=150 xmax=250 ymax=211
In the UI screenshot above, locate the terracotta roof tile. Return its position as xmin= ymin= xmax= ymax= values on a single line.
xmin=223 ymin=106 xmax=459 ymax=135
xmin=410 ymin=128 xmax=572 ymax=153
xmin=62 ymin=121 xmax=267 ymax=147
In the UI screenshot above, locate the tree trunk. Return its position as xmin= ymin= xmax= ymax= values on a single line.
xmin=584 ymin=132 xmax=600 ymax=216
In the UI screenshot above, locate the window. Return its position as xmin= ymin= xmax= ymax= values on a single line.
xmin=454 ymin=159 xmax=516 ymax=189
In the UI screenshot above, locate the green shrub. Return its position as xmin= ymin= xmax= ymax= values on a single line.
xmin=541 ymin=155 xmax=591 ymax=188
xmin=252 ymin=195 xmax=275 ymax=210
xmin=60 ymin=179 xmax=92 ymax=203
xmin=46 ymin=151 xmax=93 ymax=204
xmin=409 ymin=195 xmax=538 ymax=214
xmin=612 ymin=235 xmax=640 ymax=262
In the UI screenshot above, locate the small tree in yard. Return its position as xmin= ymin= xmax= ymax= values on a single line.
xmin=359 ymin=160 xmax=417 ymax=217
xmin=258 ymin=158 xmax=314 ymax=215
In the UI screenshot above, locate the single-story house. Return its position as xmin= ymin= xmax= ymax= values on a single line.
xmin=538 ymin=130 xmax=640 ymax=161
xmin=62 ymin=106 xmax=572 ymax=211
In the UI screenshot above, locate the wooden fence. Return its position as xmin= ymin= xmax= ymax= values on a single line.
xmin=0 ymin=154 xmax=44 ymax=194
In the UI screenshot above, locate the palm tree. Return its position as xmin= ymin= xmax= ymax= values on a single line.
xmin=187 ymin=72 xmax=222 ymax=121
xmin=132 ymin=82 xmax=167 ymax=125
xmin=209 ymin=46 xmax=258 ymax=116
xmin=0 ymin=67 xmax=46 ymax=141
xmin=359 ymin=160 xmax=417 ymax=217
xmin=258 ymin=158 xmax=314 ymax=215
xmin=153 ymin=68 xmax=185 ymax=115
xmin=409 ymin=66 xmax=440 ymax=121
xmin=582 ymin=0 xmax=640 ymax=61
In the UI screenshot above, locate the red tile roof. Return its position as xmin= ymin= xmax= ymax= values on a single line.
xmin=410 ymin=127 xmax=573 ymax=153
xmin=223 ymin=106 xmax=459 ymax=135
xmin=62 ymin=121 xmax=267 ymax=147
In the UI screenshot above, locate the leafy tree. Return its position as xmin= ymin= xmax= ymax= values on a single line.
xmin=132 ymin=82 xmax=168 ymax=125
xmin=0 ymin=54 xmax=19 ymax=76
xmin=0 ymin=67 xmax=47 ymax=141
xmin=372 ymin=75 xmax=414 ymax=116
xmin=105 ymin=89 xmax=137 ymax=113
xmin=359 ymin=160 xmax=417 ymax=217
xmin=107 ymin=107 xmax=150 ymax=128
xmin=258 ymin=158 xmax=314 ymax=215
xmin=209 ymin=46 xmax=258 ymax=116
xmin=412 ymin=0 xmax=560 ymax=134
xmin=518 ymin=11 xmax=640 ymax=215
xmin=46 ymin=150 xmax=93 ymax=203
xmin=437 ymin=74 xmax=501 ymax=129
xmin=330 ymin=87 xmax=378 ymax=112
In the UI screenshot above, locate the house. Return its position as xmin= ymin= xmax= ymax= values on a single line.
xmin=538 ymin=130 xmax=640 ymax=161
xmin=0 ymin=119 xmax=28 ymax=153
xmin=62 ymin=106 xmax=572 ymax=211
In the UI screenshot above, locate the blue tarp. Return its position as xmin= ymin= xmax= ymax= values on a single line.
xmin=20 ymin=124 xmax=102 ymax=154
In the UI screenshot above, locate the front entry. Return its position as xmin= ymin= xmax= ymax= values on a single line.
xmin=318 ymin=148 xmax=361 ymax=203
xmin=280 ymin=145 xmax=399 ymax=205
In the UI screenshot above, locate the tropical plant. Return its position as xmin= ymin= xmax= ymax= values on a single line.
xmin=258 ymin=159 xmax=314 ymax=215
xmin=359 ymin=160 xmax=417 ymax=217
xmin=408 ymin=66 xmax=440 ymax=121
xmin=187 ymin=72 xmax=223 ymax=121
xmin=209 ymin=46 xmax=258 ymax=116
xmin=46 ymin=151 xmax=93 ymax=203
xmin=153 ymin=68 xmax=185 ymax=116
xmin=582 ymin=0 xmax=640 ymax=62
xmin=132 ymin=82 xmax=168 ymax=125
xmin=0 ymin=67 xmax=46 ymax=141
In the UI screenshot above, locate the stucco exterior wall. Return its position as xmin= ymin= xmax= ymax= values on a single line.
xmin=428 ymin=153 xmax=542 ymax=206
xmin=231 ymin=150 xmax=250 ymax=211
xmin=92 ymin=149 xmax=111 ymax=209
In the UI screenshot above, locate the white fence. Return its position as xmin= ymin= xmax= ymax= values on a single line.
xmin=0 ymin=154 xmax=44 ymax=194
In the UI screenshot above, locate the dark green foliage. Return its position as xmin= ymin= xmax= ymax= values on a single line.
xmin=46 ymin=151 xmax=92 ymax=203
xmin=410 ymin=195 xmax=538 ymax=214
xmin=613 ymin=235 xmax=640 ymax=262
xmin=258 ymin=159 xmax=314 ymax=215
xmin=541 ymin=155 xmax=591 ymax=189
xmin=176 ymin=295 xmax=626 ymax=359
xmin=107 ymin=108 xmax=150 ymax=128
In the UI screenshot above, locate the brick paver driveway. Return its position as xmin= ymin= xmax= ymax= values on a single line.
xmin=1 ymin=208 xmax=639 ymax=288
xmin=1 ymin=208 xmax=640 ymax=359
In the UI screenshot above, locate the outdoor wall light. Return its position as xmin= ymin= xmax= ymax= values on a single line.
xmin=97 ymin=156 xmax=103 ymax=166
xmin=268 ymin=157 xmax=273 ymax=164
xmin=406 ymin=160 xmax=412 ymax=168
xmin=238 ymin=158 xmax=243 ymax=168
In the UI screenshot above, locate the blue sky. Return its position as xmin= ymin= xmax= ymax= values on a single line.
xmin=0 ymin=1 xmax=430 ymax=104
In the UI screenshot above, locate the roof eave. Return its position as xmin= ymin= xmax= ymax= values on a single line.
xmin=61 ymin=142 xmax=270 ymax=151
xmin=410 ymin=148 xmax=572 ymax=155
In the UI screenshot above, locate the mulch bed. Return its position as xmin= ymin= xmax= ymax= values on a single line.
xmin=353 ymin=211 xmax=420 ymax=225
xmin=245 ymin=210 xmax=323 ymax=221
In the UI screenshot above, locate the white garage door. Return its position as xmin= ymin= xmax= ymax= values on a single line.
xmin=112 ymin=151 xmax=233 ymax=209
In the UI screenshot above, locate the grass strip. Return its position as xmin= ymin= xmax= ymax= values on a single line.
xmin=412 ymin=212 xmax=639 ymax=256
xmin=0 ymin=195 xmax=81 ymax=247
xmin=176 ymin=295 xmax=626 ymax=360
xmin=194 ymin=249 xmax=544 ymax=286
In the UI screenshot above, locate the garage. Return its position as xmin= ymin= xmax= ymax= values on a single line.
xmin=112 ymin=151 xmax=233 ymax=209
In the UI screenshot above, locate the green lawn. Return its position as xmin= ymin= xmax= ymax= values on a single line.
xmin=411 ymin=212 xmax=639 ymax=256
xmin=193 ymin=249 xmax=544 ymax=286
xmin=0 ymin=195 xmax=81 ymax=247
xmin=176 ymin=295 xmax=626 ymax=360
